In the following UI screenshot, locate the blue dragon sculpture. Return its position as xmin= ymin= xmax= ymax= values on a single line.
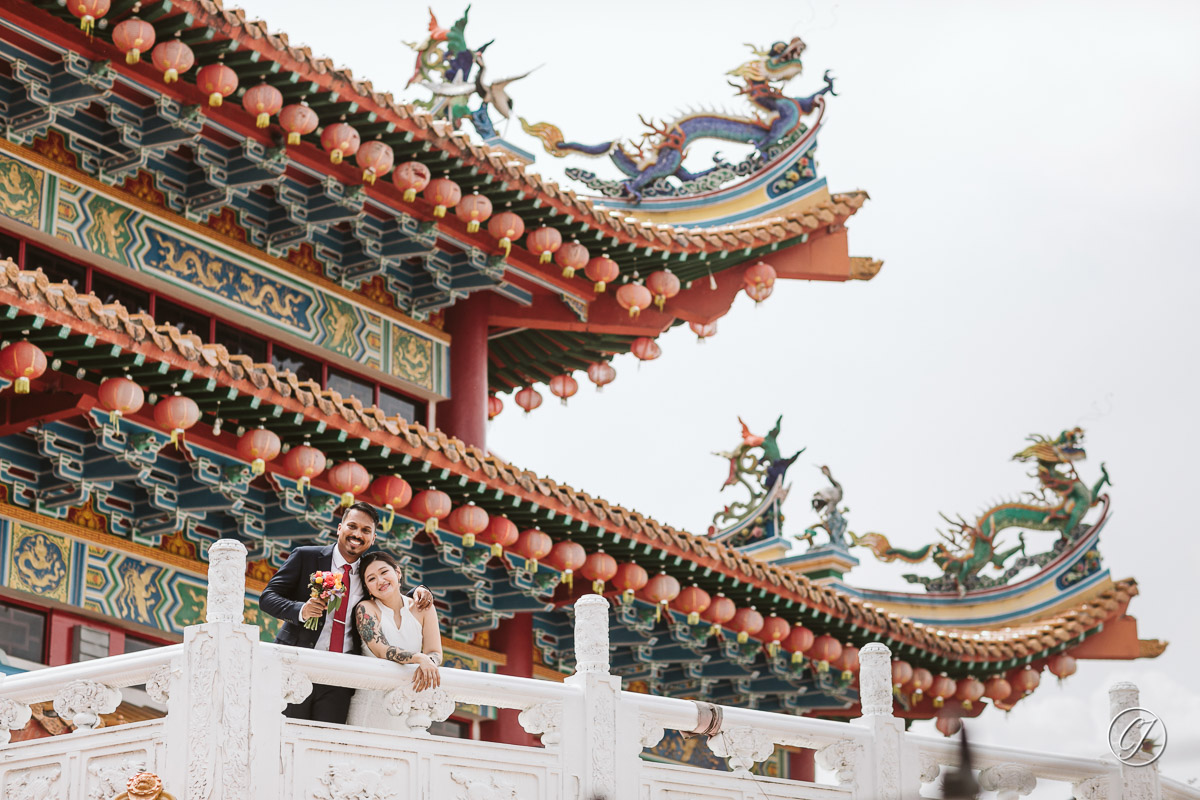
xmin=520 ymin=38 xmax=835 ymax=202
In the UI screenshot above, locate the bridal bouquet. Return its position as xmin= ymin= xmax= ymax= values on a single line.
xmin=303 ymin=570 xmax=347 ymax=630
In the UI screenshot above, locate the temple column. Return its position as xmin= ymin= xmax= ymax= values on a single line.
xmin=479 ymin=612 xmax=537 ymax=746
xmin=437 ymin=292 xmax=490 ymax=449
xmin=789 ymin=748 xmax=816 ymax=781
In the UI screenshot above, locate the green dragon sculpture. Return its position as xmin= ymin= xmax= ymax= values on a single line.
xmin=851 ymin=428 xmax=1111 ymax=591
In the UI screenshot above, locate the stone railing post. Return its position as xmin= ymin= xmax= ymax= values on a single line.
xmin=1109 ymin=682 xmax=1162 ymax=800
xmin=160 ymin=539 xmax=285 ymax=800
xmin=564 ymin=594 xmax=631 ymax=800
xmin=843 ymin=642 xmax=924 ymax=800
xmin=979 ymin=764 xmax=1037 ymax=800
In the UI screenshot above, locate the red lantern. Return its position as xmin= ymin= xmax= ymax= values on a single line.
xmin=616 ymin=283 xmax=652 ymax=318
xmin=700 ymin=593 xmax=736 ymax=638
xmin=447 ymin=503 xmax=489 ymax=548
xmin=759 ymin=614 xmax=792 ymax=657
xmin=0 ymin=342 xmax=46 ymax=394
xmin=630 ymin=337 xmax=661 ymax=362
xmin=487 ymin=211 xmax=525 ymax=257
xmin=646 ymin=270 xmax=680 ymax=310
xmin=487 ymin=395 xmax=504 ymax=420
xmin=1048 ymin=653 xmax=1077 ymax=681
xmin=282 ymin=444 xmax=327 ymax=491
xmin=328 ymin=460 xmax=371 ymax=507
xmin=277 ymin=104 xmax=317 ymax=147
xmin=983 ymin=676 xmax=1012 ymax=702
xmin=544 ymin=539 xmax=586 ymax=589
xmin=112 ymin=18 xmax=155 ymax=64
xmin=527 ymin=226 xmax=562 ymax=264
xmin=357 ymin=141 xmax=394 ymax=185
xmin=196 ymin=63 xmax=238 ymax=108
xmin=579 ymin=550 xmax=618 ymax=595
xmin=930 ymin=674 xmax=958 ymax=708
xmin=955 ymin=676 xmax=985 ymax=710
xmin=242 ymin=83 xmax=283 ymax=129
xmin=368 ymin=474 xmax=412 ymax=533
xmin=478 ymin=515 xmax=518 ymax=557
xmin=424 ymin=178 xmax=461 ymax=218
xmin=729 ymin=606 xmax=765 ymax=644
xmin=689 ymin=321 xmax=718 ymax=342
xmin=906 ymin=667 xmax=934 ymax=702
xmin=891 ymin=660 xmax=914 ymax=691
xmin=151 ymin=40 xmax=194 ymax=84
xmin=321 ymin=122 xmax=360 ymax=165
xmin=1010 ymin=666 xmax=1041 ymax=696
xmin=456 ymin=193 xmax=493 ymax=233
xmin=672 ymin=585 xmax=712 ymax=626
xmin=98 ymin=376 xmax=144 ymax=431
xmin=744 ymin=261 xmax=777 ymax=290
xmin=515 ymin=386 xmax=542 ymax=414
xmin=639 ymin=572 xmax=681 ymax=622
xmin=69 ymin=0 xmax=109 ymax=34
xmin=586 ymin=361 xmax=616 ymax=391
xmin=236 ymin=427 xmax=281 ymax=476
xmin=834 ymin=645 xmax=861 ymax=682
xmin=548 ymin=374 xmax=578 ymax=406
xmin=783 ymin=624 xmax=815 ymax=664
xmin=809 ymin=634 xmax=843 ymax=673
xmin=393 ymin=161 xmax=431 ymax=202
xmin=153 ymin=394 xmax=200 ymax=447
xmin=409 ymin=488 xmax=452 ymax=534
xmin=513 ymin=528 xmax=553 ymax=571
xmin=612 ymin=561 xmax=649 ymax=604
xmin=555 ymin=241 xmax=589 ymax=279
xmin=585 ymin=256 xmax=620 ymax=293
xmin=936 ymin=713 xmax=962 ymax=738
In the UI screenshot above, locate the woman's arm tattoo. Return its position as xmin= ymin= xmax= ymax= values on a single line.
xmin=426 ymin=652 xmax=442 ymax=666
xmin=384 ymin=647 xmax=415 ymax=665
xmin=355 ymin=605 xmax=383 ymax=644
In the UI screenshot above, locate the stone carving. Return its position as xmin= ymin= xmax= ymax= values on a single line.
xmin=709 ymin=726 xmax=776 ymax=774
xmin=186 ymin=630 xmax=217 ymax=800
xmin=857 ymin=642 xmax=894 ymax=717
xmin=816 ymin=739 xmax=864 ymax=785
xmin=919 ymin=753 xmax=941 ymax=784
xmin=0 ymin=696 xmax=32 ymax=743
xmin=979 ymin=764 xmax=1037 ymax=800
xmin=875 ymin=722 xmax=902 ymax=800
xmin=115 ymin=772 xmax=175 ymax=800
xmin=573 ymin=594 xmax=611 ymax=673
xmin=383 ymin=683 xmax=454 ymax=735
xmin=219 ymin=630 xmax=252 ymax=798
xmin=5 ymin=765 xmax=63 ymax=800
xmin=518 ymin=702 xmax=563 ymax=747
xmin=637 ymin=716 xmax=665 ymax=749
xmin=282 ymin=665 xmax=314 ymax=711
xmin=87 ymin=755 xmax=148 ymax=800
xmin=53 ymin=679 xmax=121 ymax=730
xmin=1072 ymin=776 xmax=1110 ymax=800
xmin=206 ymin=538 xmax=247 ymax=623
xmin=450 ymin=770 xmax=518 ymax=800
xmin=311 ymin=764 xmax=400 ymax=800
xmin=145 ymin=664 xmax=176 ymax=703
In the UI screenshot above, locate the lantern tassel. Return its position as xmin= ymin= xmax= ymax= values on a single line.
xmin=818 ymin=660 xmax=830 ymax=673
xmin=14 ymin=377 xmax=29 ymax=394
xmin=539 ymin=252 xmax=552 ymax=264
xmin=737 ymin=631 xmax=749 ymax=644
xmin=208 ymin=93 xmax=223 ymax=108
xmin=382 ymin=504 xmax=395 ymax=533
xmin=842 ymin=670 xmax=854 ymax=683
xmin=467 ymin=221 xmax=480 ymax=233
xmin=251 ymin=458 xmax=265 ymax=476
xmin=330 ymin=149 xmax=344 ymax=165
xmin=933 ymin=697 xmax=944 ymax=709
xmin=424 ymin=517 xmax=437 ymax=534
xmin=287 ymin=132 xmax=301 ymax=145
xmin=687 ymin=611 xmax=699 ymax=626
xmin=126 ymin=50 xmax=141 ymax=65
xmin=622 ymin=589 xmax=634 ymax=605
xmin=171 ymin=427 xmax=184 ymax=447
xmin=80 ymin=15 xmax=95 ymax=35
xmin=164 ymin=69 xmax=179 ymax=84
xmin=563 ymin=569 xmax=572 ymax=589
xmin=655 ymin=602 xmax=663 ymax=623
xmin=403 ymin=189 xmax=417 ymax=202
xmin=256 ymin=113 xmax=270 ymax=128
xmin=962 ymin=699 xmax=973 ymax=711
xmin=562 ymin=267 xmax=575 ymax=279
xmin=463 ymin=533 xmax=475 ymax=548
xmin=499 ymin=237 xmax=512 ymax=257
xmin=363 ymin=170 xmax=377 ymax=185
xmin=594 ymin=281 xmax=607 ymax=293
xmin=433 ymin=205 xmax=447 ymax=218
xmin=491 ymin=542 xmax=503 ymax=557
xmin=108 ymin=409 xmax=121 ymax=430
xmin=792 ymin=651 xmax=804 ymax=665
xmin=708 ymin=624 xmax=720 ymax=638
xmin=768 ymin=642 xmax=779 ymax=658
xmin=340 ymin=491 xmax=354 ymax=507
xmin=592 ymin=580 xmax=605 ymax=594
xmin=528 ymin=559 xmax=538 ymax=573
xmin=654 ymin=296 xmax=665 ymax=310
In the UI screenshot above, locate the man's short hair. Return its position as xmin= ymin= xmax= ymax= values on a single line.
xmin=342 ymin=500 xmax=380 ymax=527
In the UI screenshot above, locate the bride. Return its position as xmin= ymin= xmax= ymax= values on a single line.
xmin=346 ymin=551 xmax=443 ymax=729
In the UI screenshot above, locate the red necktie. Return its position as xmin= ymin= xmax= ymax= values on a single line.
xmin=328 ymin=563 xmax=352 ymax=653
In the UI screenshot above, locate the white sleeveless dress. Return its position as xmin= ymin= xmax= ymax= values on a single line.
xmin=345 ymin=596 xmax=426 ymax=730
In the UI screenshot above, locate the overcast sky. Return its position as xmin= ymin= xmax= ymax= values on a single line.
xmin=233 ymin=0 xmax=1199 ymax=785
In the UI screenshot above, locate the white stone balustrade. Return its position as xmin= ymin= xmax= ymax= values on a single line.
xmin=0 ymin=537 xmax=1194 ymax=800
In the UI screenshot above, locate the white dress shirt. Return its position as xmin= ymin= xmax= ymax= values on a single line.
xmin=307 ymin=547 xmax=365 ymax=653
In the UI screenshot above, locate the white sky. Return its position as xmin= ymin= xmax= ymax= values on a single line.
xmin=231 ymin=0 xmax=1200 ymax=784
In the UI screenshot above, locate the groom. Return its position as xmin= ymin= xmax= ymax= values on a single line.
xmin=260 ymin=500 xmax=433 ymax=723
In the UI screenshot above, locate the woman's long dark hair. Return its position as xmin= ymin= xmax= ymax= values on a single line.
xmin=349 ymin=550 xmax=402 ymax=654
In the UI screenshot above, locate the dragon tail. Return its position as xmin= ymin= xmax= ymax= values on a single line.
xmin=849 ymin=532 xmax=936 ymax=564
xmin=520 ymin=118 xmax=613 ymax=158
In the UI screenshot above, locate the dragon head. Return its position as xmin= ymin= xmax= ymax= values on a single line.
xmin=1012 ymin=427 xmax=1087 ymax=465
xmin=728 ymin=37 xmax=806 ymax=85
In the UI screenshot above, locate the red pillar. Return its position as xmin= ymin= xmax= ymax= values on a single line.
xmin=479 ymin=612 xmax=538 ymax=746
xmin=789 ymin=748 xmax=816 ymax=781
xmin=437 ymin=292 xmax=490 ymax=449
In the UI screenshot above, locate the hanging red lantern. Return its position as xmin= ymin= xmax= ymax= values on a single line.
xmin=153 ymin=394 xmax=200 ymax=447
xmin=808 ymin=634 xmax=844 ymax=673
xmin=646 ymin=270 xmax=681 ymax=310
xmin=548 ymin=374 xmax=578 ymax=406
xmin=586 ymin=361 xmax=616 ymax=391
xmin=700 ymin=593 xmax=736 ymax=638
xmin=487 ymin=395 xmax=504 ymax=420
xmin=783 ymin=624 xmax=815 ymax=664
xmin=983 ymin=675 xmax=1012 ymax=702
xmin=447 ymin=503 xmax=489 ymax=548
xmin=936 ymin=713 xmax=962 ymax=738
xmin=242 ymin=83 xmax=283 ymax=129
xmin=1009 ymin=666 xmax=1041 ymax=696
xmin=930 ymin=674 xmax=958 ymax=708
xmin=758 ymin=614 xmax=792 ymax=657
xmin=612 ymin=561 xmax=649 ymax=604
xmin=514 ymin=386 xmax=542 ymax=414
xmin=744 ymin=261 xmax=777 ymax=290
xmin=891 ymin=660 xmax=914 ymax=692
xmin=729 ymin=606 xmax=765 ymax=644
xmin=630 ymin=337 xmax=661 ymax=362
xmin=151 ymin=40 xmax=194 ymax=84
xmin=579 ymin=550 xmax=618 ymax=595
xmin=478 ymin=514 xmax=518 ymax=557
xmin=424 ymin=177 xmax=461 ymax=218
xmin=409 ymin=488 xmax=452 ymax=534
xmin=368 ymin=474 xmax=412 ymax=533
xmin=487 ymin=211 xmax=525 ymax=257
xmin=955 ymin=676 xmax=985 ymax=710
xmin=638 ymin=572 xmax=681 ymax=622
xmin=196 ymin=63 xmax=238 ymax=107
xmin=544 ymin=539 xmax=586 ymax=589
xmin=328 ymin=460 xmax=371 ymax=507
xmin=236 ymin=427 xmax=281 ymax=476
xmin=527 ymin=226 xmax=562 ymax=264
xmin=0 ymin=342 xmax=46 ymax=394
xmin=282 ymin=444 xmax=327 ymax=492
xmin=585 ymin=256 xmax=620 ymax=293
xmin=69 ymin=0 xmax=109 ymax=34
xmin=456 ymin=193 xmax=493 ymax=232
xmin=393 ymin=161 xmax=431 ymax=202
xmin=1047 ymin=653 xmax=1077 ymax=681
xmin=689 ymin=321 xmax=718 ymax=342
xmin=98 ymin=376 xmax=144 ymax=431
xmin=906 ymin=667 xmax=934 ymax=702
xmin=112 ymin=17 xmax=155 ymax=64
xmin=512 ymin=528 xmax=553 ymax=571
xmin=615 ymin=283 xmax=652 ymax=318
xmin=357 ymin=141 xmax=394 ymax=185
xmin=320 ymin=122 xmax=361 ymax=165
xmin=671 ymin=585 xmax=711 ymax=626
xmin=834 ymin=645 xmax=861 ymax=682
xmin=555 ymin=241 xmax=589 ymax=279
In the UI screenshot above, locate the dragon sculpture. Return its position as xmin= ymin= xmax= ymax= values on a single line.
xmin=710 ymin=416 xmax=804 ymax=547
xmin=851 ymin=428 xmax=1112 ymax=592
xmin=520 ymin=38 xmax=835 ymax=201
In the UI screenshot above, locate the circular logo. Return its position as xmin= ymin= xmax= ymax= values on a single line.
xmin=1108 ymin=707 xmax=1167 ymax=766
